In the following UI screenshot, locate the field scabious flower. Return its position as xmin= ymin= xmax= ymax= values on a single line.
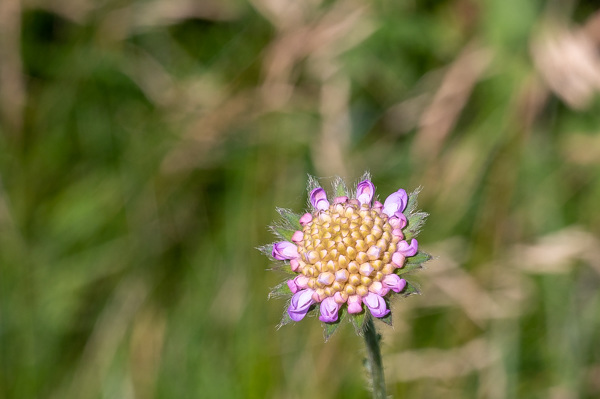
xmin=263 ymin=173 xmax=430 ymax=339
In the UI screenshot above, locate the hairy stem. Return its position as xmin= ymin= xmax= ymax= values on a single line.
xmin=363 ymin=315 xmax=387 ymax=399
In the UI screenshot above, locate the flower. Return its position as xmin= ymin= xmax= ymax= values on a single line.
xmin=264 ymin=174 xmax=430 ymax=338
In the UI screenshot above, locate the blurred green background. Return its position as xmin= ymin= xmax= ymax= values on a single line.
xmin=1 ymin=0 xmax=600 ymax=398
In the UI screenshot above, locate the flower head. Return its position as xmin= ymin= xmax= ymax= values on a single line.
xmin=264 ymin=173 xmax=430 ymax=339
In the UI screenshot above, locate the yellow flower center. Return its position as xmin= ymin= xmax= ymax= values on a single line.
xmin=297 ymin=202 xmax=401 ymax=302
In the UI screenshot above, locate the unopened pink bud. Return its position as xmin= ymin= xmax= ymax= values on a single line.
xmin=369 ymin=281 xmax=389 ymax=296
xmin=294 ymin=275 xmax=309 ymax=289
xmin=333 ymin=291 xmax=347 ymax=304
xmin=334 ymin=196 xmax=348 ymax=204
xmin=290 ymin=258 xmax=300 ymax=271
xmin=299 ymin=213 xmax=313 ymax=226
xmin=392 ymin=252 xmax=405 ymax=268
xmin=392 ymin=228 xmax=404 ymax=238
xmin=291 ymin=230 xmax=303 ymax=243
xmin=347 ymin=295 xmax=363 ymax=314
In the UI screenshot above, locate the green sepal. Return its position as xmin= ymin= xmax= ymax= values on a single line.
xmin=305 ymin=304 xmax=319 ymax=318
xmin=350 ymin=311 xmax=367 ymax=336
xmin=277 ymin=304 xmax=317 ymax=329
xmin=270 ymin=208 xmax=302 ymax=241
xmin=400 ymin=280 xmax=421 ymax=297
xmin=397 ymin=262 xmax=423 ymax=275
xmin=323 ymin=305 xmax=346 ymax=341
xmin=332 ymin=176 xmax=349 ymax=198
xmin=268 ymin=281 xmax=292 ymax=299
xmin=359 ymin=171 xmax=372 ymax=184
xmin=276 ymin=207 xmax=302 ymax=230
xmin=267 ymin=262 xmax=296 ymax=276
xmin=277 ymin=310 xmax=294 ymax=329
xmin=273 ymin=225 xmax=295 ymax=241
xmin=306 ymin=175 xmax=320 ymax=193
xmin=257 ymin=244 xmax=275 ymax=258
xmin=405 ymin=186 xmax=422 ymax=215
xmin=406 ymin=251 xmax=432 ymax=265
xmin=404 ymin=211 xmax=428 ymax=240
xmin=398 ymin=251 xmax=432 ymax=275
xmin=379 ymin=299 xmax=393 ymax=326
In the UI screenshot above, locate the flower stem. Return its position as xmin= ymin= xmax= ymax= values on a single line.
xmin=363 ymin=315 xmax=387 ymax=399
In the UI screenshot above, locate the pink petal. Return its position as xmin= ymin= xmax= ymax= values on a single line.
xmin=382 ymin=189 xmax=408 ymax=217
xmin=287 ymin=289 xmax=315 ymax=321
xmin=356 ymin=180 xmax=375 ymax=206
xmin=287 ymin=279 xmax=299 ymax=294
xmin=310 ymin=187 xmax=330 ymax=211
xmin=272 ymin=241 xmax=299 ymax=260
xmin=389 ymin=212 xmax=408 ymax=229
xmin=294 ymin=275 xmax=309 ymax=289
xmin=397 ymin=239 xmax=418 ymax=257
xmin=347 ymin=295 xmax=363 ymax=314
xmin=382 ymin=274 xmax=407 ymax=293
xmin=364 ymin=292 xmax=390 ymax=318
xmin=319 ymin=297 xmax=341 ymax=323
